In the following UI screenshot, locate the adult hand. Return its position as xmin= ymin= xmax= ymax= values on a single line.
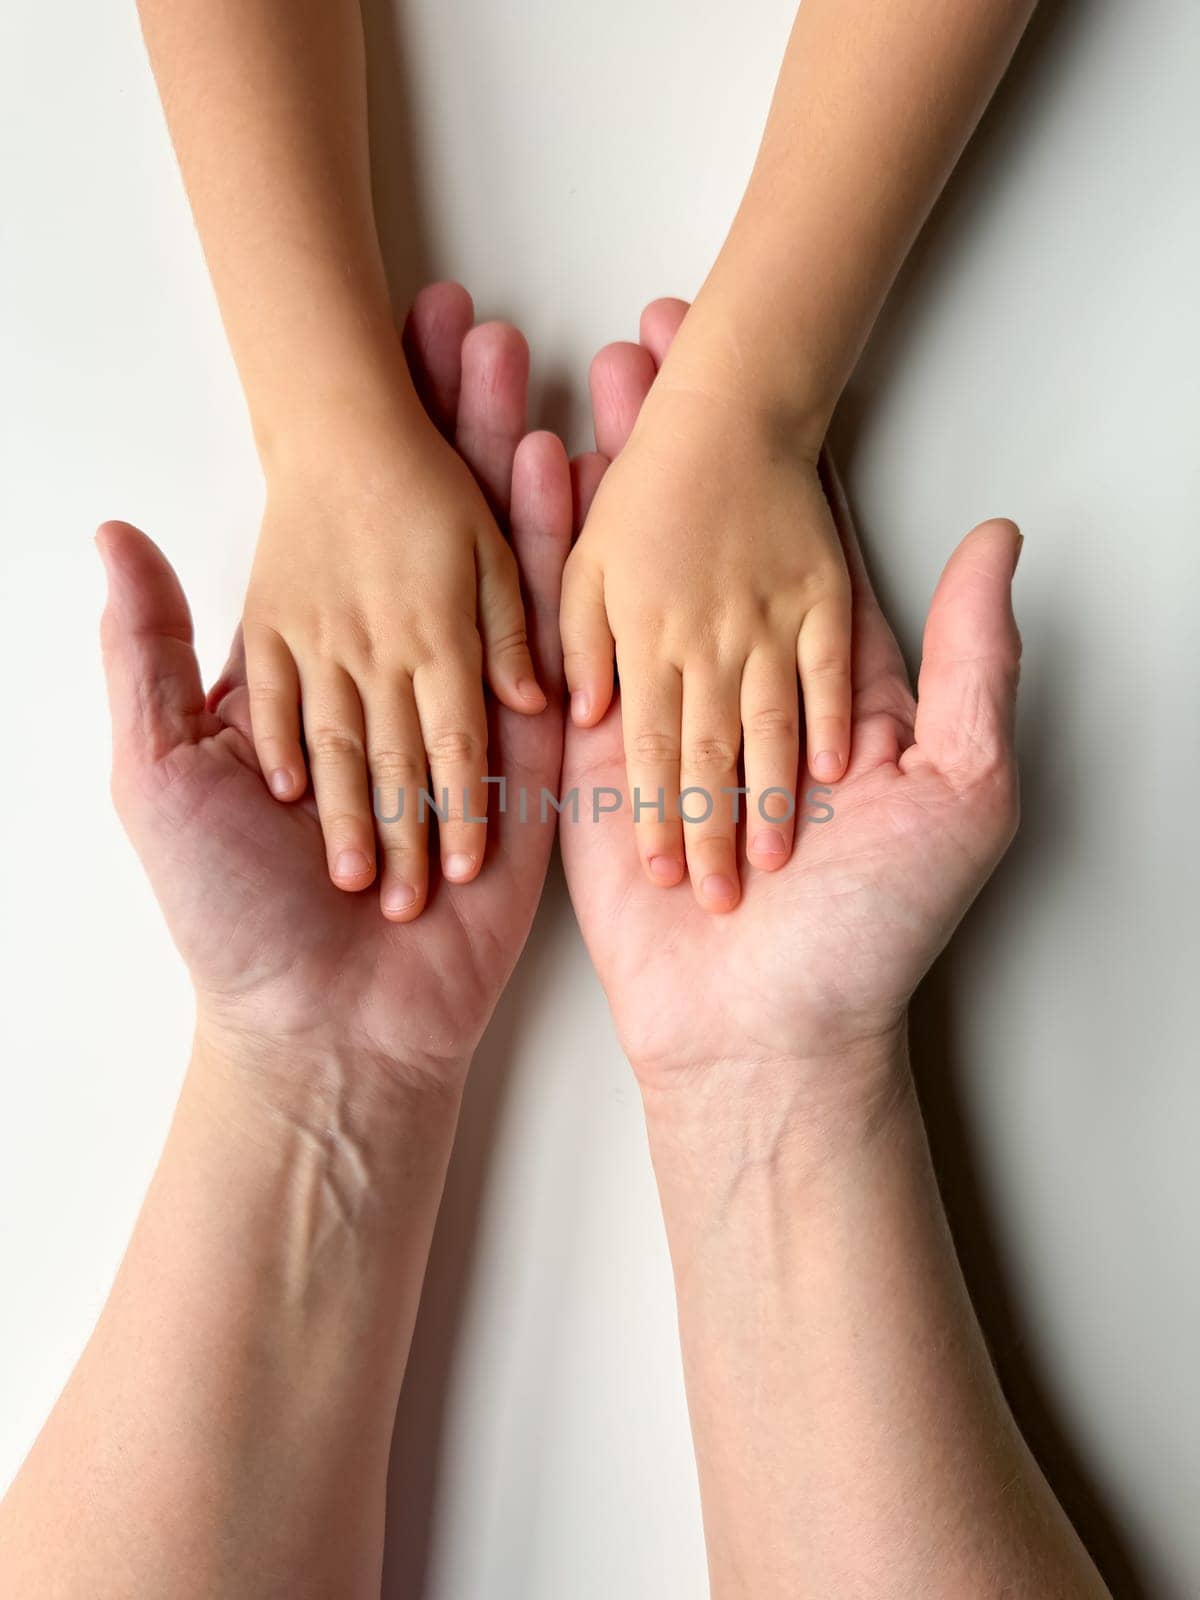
xmin=99 ymin=284 xmax=571 ymax=1096
xmin=561 ymin=300 xmax=1023 ymax=1108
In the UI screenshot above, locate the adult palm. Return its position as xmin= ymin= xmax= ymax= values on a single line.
xmin=560 ymin=301 xmax=1023 ymax=1089
xmin=99 ymin=284 xmax=572 ymax=1087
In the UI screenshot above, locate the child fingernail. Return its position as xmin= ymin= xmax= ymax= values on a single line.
xmin=813 ymin=751 xmax=841 ymax=781
xmin=383 ymin=882 xmax=417 ymax=913
xmin=648 ymin=854 xmax=681 ymax=884
xmin=334 ymin=849 xmax=370 ymax=882
xmin=270 ymin=768 xmax=295 ymax=797
xmin=571 ymin=690 xmax=590 ymax=723
xmin=752 ymin=830 xmax=786 ymax=858
xmin=702 ymin=873 xmax=737 ymax=903
xmin=443 ymin=852 xmax=475 ymax=881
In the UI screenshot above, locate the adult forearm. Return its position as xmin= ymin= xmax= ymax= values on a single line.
xmin=666 ymin=0 xmax=1038 ymax=442
xmin=137 ymin=0 xmax=416 ymax=464
xmin=642 ymin=1031 xmax=1107 ymax=1599
xmin=0 ymin=1030 xmax=461 ymax=1599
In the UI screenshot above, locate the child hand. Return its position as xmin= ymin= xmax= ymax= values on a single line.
xmin=242 ymin=290 xmax=545 ymax=919
xmin=562 ymin=304 xmax=851 ymax=913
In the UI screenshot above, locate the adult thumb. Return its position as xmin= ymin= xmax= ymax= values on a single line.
xmin=96 ymin=521 xmax=207 ymax=772
xmin=909 ymin=518 xmax=1023 ymax=794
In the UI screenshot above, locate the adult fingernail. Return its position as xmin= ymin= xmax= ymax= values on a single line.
xmin=443 ymin=852 xmax=476 ymax=881
xmin=752 ymin=830 xmax=786 ymax=858
xmin=648 ymin=854 xmax=681 ymax=884
xmin=702 ymin=873 xmax=737 ymax=903
xmin=812 ymin=751 xmax=842 ymax=782
xmin=1013 ymin=531 xmax=1025 ymax=574
xmin=519 ymin=677 xmax=546 ymax=708
xmin=334 ymin=849 xmax=371 ymax=882
xmin=270 ymin=769 xmax=295 ymax=798
xmin=571 ymin=690 xmax=590 ymax=723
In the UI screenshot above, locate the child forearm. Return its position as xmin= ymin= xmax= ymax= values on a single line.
xmin=136 ymin=0 xmax=416 ymax=465
xmin=666 ymin=0 xmax=1039 ymax=441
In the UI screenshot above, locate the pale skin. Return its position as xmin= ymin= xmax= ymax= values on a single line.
xmin=560 ymin=300 xmax=1109 ymax=1597
xmin=0 ymin=292 xmax=1108 ymax=1596
xmin=135 ymin=0 xmax=547 ymax=919
xmin=563 ymin=0 xmax=1039 ymax=910
xmin=137 ymin=0 xmax=1039 ymax=919
xmin=0 ymin=288 xmax=569 ymax=1598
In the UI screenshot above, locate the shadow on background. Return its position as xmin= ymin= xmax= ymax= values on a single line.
xmin=369 ymin=0 xmax=1151 ymax=1593
xmin=361 ymin=0 xmax=435 ymax=308
xmin=363 ymin=0 xmax=577 ymax=441
xmin=838 ymin=2 xmax=1151 ymax=1594
xmin=381 ymin=868 xmax=576 ymax=1599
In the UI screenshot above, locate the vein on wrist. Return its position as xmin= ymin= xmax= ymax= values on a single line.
xmin=185 ymin=1025 xmax=464 ymax=1237
xmin=639 ymin=1029 xmax=912 ymax=1199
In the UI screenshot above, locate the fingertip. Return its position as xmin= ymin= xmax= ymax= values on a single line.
xmin=331 ymin=848 xmax=375 ymax=891
xmin=380 ymin=880 xmax=427 ymax=923
xmin=698 ymin=872 xmax=740 ymax=914
xmin=514 ymin=428 xmax=569 ymax=482
xmin=569 ymin=688 xmax=591 ymax=726
xmin=512 ymin=431 xmax=573 ymax=544
xmin=589 ymin=341 xmax=657 ymax=458
xmin=645 ymin=853 xmax=685 ymax=888
xmin=810 ymin=749 xmax=846 ymax=784
xmin=567 ymin=673 xmax=614 ymax=727
xmin=442 ymin=850 xmax=479 ymax=885
xmin=268 ymin=764 xmax=305 ymax=801
xmin=412 ymin=280 xmax=475 ymax=327
xmin=639 ymin=298 xmax=690 ymax=365
xmin=495 ymin=676 xmax=547 ymax=715
xmin=964 ymin=517 xmax=1023 ymax=569
xmin=748 ymin=829 xmax=790 ymax=870
xmin=464 ymin=318 xmax=530 ymax=376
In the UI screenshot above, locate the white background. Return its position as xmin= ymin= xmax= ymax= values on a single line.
xmin=2 ymin=0 xmax=1199 ymax=1595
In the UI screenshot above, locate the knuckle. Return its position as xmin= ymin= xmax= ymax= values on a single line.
xmin=630 ymin=731 xmax=681 ymax=766
xmin=321 ymin=809 xmax=370 ymax=837
xmin=485 ymin=625 xmax=530 ymax=661
xmin=248 ymin=679 xmax=291 ymax=709
xmin=443 ymin=629 xmax=483 ymax=672
xmin=425 ymin=728 xmax=484 ymax=766
xmin=685 ymin=736 xmax=738 ymax=772
xmin=368 ymin=747 xmax=426 ymax=786
xmin=381 ymin=838 xmax=426 ymax=864
xmin=562 ymin=647 xmax=601 ymax=677
xmin=744 ymin=707 xmax=798 ymax=742
xmin=307 ymin=727 xmax=365 ymax=764
xmin=686 ymin=829 xmax=734 ymax=855
xmin=802 ymin=655 xmax=850 ymax=685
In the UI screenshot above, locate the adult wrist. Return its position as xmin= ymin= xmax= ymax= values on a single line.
xmin=187 ymin=1018 xmax=466 ymax=1219
xmin=638 ymin=1023 xmax=913 ymax=1193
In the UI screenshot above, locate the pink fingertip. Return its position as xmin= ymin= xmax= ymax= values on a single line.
xmin=333 ymin=849 xmax=371 ymax=883
xmin=751 ymin=830 xmax=787 ymax=859
xmin=648 ymin=854 xmax=682 ymax=885
xmin=702 ymin=873 xmax=737 ymax=904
